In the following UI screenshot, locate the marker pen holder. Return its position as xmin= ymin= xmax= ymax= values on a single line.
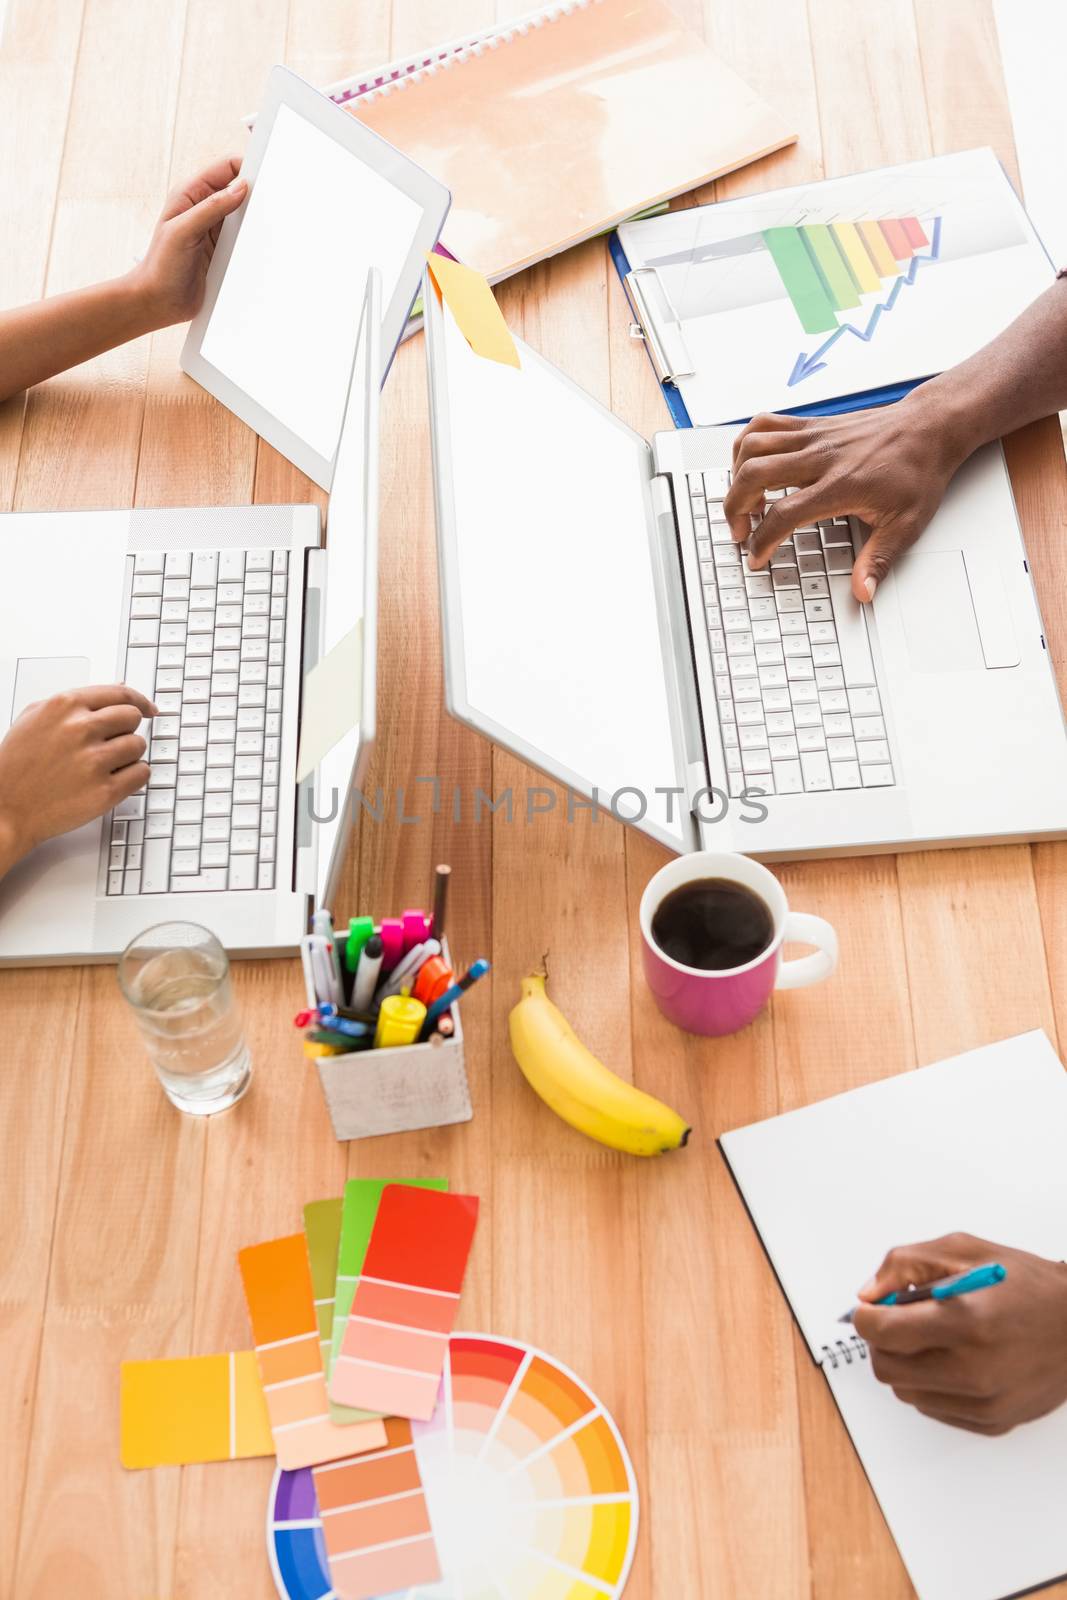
xmin=311 ymin=935 xmax=473 ymax=1142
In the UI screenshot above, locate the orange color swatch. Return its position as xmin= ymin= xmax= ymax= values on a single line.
xmin=238 ymin=1233 xmax=387 ymax=1470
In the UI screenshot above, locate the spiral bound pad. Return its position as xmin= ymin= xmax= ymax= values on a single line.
xmin=330 ymin=0 xmax=794 ymax=285
xmin=720 ymin=1031 xmax=1067 ymax=1600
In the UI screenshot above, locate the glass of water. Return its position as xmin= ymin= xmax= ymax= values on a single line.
xmin=118 ymin=922 xmax=252 ymax=1115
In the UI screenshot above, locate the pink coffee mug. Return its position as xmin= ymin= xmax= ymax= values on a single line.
xmin=639 ymin=851 xmax=838 ymax=1037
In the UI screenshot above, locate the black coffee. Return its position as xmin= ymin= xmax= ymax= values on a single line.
xmin=651 ymin=877 xmax=774 ymax=971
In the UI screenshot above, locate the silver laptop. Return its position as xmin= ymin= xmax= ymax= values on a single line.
xmin=0 ymin=273 xmax=380 ymax=965
xmin=425 ymin=279 xmax=1067 ymax=858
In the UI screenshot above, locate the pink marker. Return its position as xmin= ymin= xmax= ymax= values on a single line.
xmin=401 ymin=908 xmax=431 ymax=953
xmin=378 ymin=918 xmax=405 ymax=972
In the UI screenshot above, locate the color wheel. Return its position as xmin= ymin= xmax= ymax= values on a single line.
xmin=268 ymin=1333 xmax=639 ymax=1600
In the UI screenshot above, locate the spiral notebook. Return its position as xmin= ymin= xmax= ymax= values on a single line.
xmin=329 ymin=0 xmax=795 ymax=284
xmin=720 ymin=1031 xmax=1067 ymax=1600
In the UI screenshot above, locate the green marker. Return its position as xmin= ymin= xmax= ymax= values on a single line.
xmin=345 ymin=915 xmax=375 ymax=973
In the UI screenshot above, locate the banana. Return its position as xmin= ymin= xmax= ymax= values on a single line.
xmin=508 ymin=973 xmax=691 ymax=1156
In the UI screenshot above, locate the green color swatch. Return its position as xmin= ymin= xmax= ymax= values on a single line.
xmin=303 ymin=1196 xmax=374 ymax=1426
xmin=327 ymin=1176 xmax=449 ymax=1424
xmin=762 ymin=226 xmax=838 ymax=334
xmin=801 ymin=224 xmax=861 ymax=310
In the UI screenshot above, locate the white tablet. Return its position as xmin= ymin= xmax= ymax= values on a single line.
xmin=181 ymin=66 xmax=450 ymax=488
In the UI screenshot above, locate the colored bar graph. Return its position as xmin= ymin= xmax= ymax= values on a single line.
xmin=800 ymin=224 xmax=861 ymax=310
xmin=829 ymin=223 xmax=881 ymax=293
xmin=900 ymin=216 xmax=929 ymax=249
xmin=857 ymin=220 xmax=897 ymax=276
xmin=878 ymin=218 xmax=913 ymax=260
xmin=762 ymin=227 xmax=838 ymax=335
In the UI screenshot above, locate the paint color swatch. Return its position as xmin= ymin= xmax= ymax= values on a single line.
xmin=120 ymin=1350 xmax=273 ymax=1468
xmin=239 ymin=1233 xmax=388 ymax=1469
xmin=330 ymin=1187 xmax=479 ymax=1421
xmin=312 ymin=1417 xmax=441 ymax=1599
xmin=268 ymin=1335 xmax=639 ymax=1600
xmin=304 ymin=1196 xmax=371 ymax=1429
xmin=328 ymin=1176 xmax=448 ymax=1423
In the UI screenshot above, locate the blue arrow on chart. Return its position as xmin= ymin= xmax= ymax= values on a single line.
xmin=786 ymin=215 xmax=943 ymax=386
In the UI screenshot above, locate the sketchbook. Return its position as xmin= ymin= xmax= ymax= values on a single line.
xmin=720 ymin=1030 xmax=1067 ymax=1600
xmin=615 ymin=146 xmax=1054 ymax=425
xmin=333 ymin=0 xmax=795 ymax=285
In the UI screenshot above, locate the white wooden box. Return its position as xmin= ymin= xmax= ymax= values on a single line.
xmin=313 ymin=939 xmax=473 ymax=1141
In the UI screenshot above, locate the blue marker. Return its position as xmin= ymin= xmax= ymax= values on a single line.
xmin=316 ymin=1004 xmax=372 ymax=1040
xmin=419 ymin=958 xmax=490 ymax=1040
xmin=839 ymin=1262 xmax=1006 ymax=1324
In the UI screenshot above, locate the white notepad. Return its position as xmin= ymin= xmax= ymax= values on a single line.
xmin=720 ymin=1031 xmax=1067 ymax=1600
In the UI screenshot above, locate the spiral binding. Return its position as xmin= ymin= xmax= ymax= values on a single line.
xmin=817 ymin=1335 xmax=868 ymax=1370
xmin=345 ymin=0 xmax=606 ymax=108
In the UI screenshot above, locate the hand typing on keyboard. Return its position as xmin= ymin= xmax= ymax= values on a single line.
xmin=0 ymin=685 xmax=156 ymax=881
xmin=721 ymin=401 xmax=958 ymax=603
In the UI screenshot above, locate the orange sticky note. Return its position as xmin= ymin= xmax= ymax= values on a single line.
xmin=425 ymin=253 xmax=520 ymax=369
xmin=238 ymin=1233 xmax=388 ymax=1470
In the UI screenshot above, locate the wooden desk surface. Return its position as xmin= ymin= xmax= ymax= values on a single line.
xmin=3 ymin=0 xmax=1066 ymax=1593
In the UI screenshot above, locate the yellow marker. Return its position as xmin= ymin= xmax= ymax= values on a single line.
xmin=304 ymin=1039 xmax=346 ymax=1059
xmin=857 ymin=220 xmax=897 ymax=278
xmin=375 ymin=994 xmax=427 ymax=1049
xmin=829 ymin=222 xmax=881 ymax=293
xmin=425 ymin=252 xmax=520 ymax=369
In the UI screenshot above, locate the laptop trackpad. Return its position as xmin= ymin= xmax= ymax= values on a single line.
xmin=895 ymin=551 xmax=990 ymax=673
xmin=11 ymin=656 xmax=91 ymax=720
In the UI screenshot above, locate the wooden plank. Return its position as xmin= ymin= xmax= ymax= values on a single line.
xmin=807 ymin=0 xmax=931 ymax=172
xmin=914 ymin=0 xmax=1020 ymax=185
xmin=8 ymin=0 xmax=195 ymax=1592
xmin=14 ymin=0 xmax=186 ymax=514
xmin=0 ymin=0 xmax=88 ymax=1586
xmin=705 ymin=0 xmax=823 ymax=194
xmin=0 ymin=0 xmax=86 ymax=509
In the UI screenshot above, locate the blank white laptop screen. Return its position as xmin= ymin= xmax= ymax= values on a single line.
xmin=434 ymin=298 xmax=686 ymax=845
xmin=200 ymin=103 xmax=422 ymax=462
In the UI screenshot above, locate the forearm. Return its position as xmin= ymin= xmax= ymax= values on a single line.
xmin=904 ymin=275 xmax=1067 ymax=468
xmin=0 ymin=809 xmax=27 ymax=880
xmin=0 ymin=273 xmax=160 ymax=404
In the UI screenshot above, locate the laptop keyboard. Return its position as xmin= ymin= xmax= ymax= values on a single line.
xmin=687 ymin=471 xmax=895 ymax=798
xmin=104 ymin=547 xmax=289 ymax=895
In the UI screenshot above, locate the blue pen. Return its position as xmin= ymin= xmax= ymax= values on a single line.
xmin=418 ymin=958 xmax=490 ymax=1040
xmin=838 ymin=1262 xmax=1006 ymax=1324
xmin=316 ymin=1005 xmax=372 ymax=1040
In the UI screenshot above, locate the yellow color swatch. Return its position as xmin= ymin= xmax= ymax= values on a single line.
xmin=120 ymin=1350 xmax=274 ymax=1468
xmin=857 ymin=220 xmax=897 ymax=278
xmin=829 ymin=222 xmax=881 ymax=293
xmin=425 ymin=253 xmax=520 ymax=369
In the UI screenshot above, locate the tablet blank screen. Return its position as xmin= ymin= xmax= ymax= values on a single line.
xmin=200 ymin=103 xmax=422 ymax=461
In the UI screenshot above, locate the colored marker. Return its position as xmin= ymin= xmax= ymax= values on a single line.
xmin=298 ymin=936 xmax=318 ymax=1009
xmin=351 ymin=933 xmax=384 ymax=1011
xmin=838 ymin=1262 xmax=1006 ymax=1324
xmin=430 ymin=864 xmax=451 ymax=941
xmin=307 ymin=933 xmax=341 ymax=1006
xmin=402 ymin=908 xmax=432 ymax=953
xmin=345 ymin=915 xmax=374 ymax=974
xmin=375 ymin=994 xmax=427 ymax=1048
xmin=315 ymin=1006 xmax=373 ymax=1040
xmin=376 ymin=939 xmax=441 ymax=1003
xmin=378 ymin=917 xmax=404 ymax=972
xmin=419 ymin=958 xmax=489 ymax=1039
xmin=311 ymin=910 xmax=344 ymax=1002
xmin=413 ymin=953 xmax=453 ymax=1006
